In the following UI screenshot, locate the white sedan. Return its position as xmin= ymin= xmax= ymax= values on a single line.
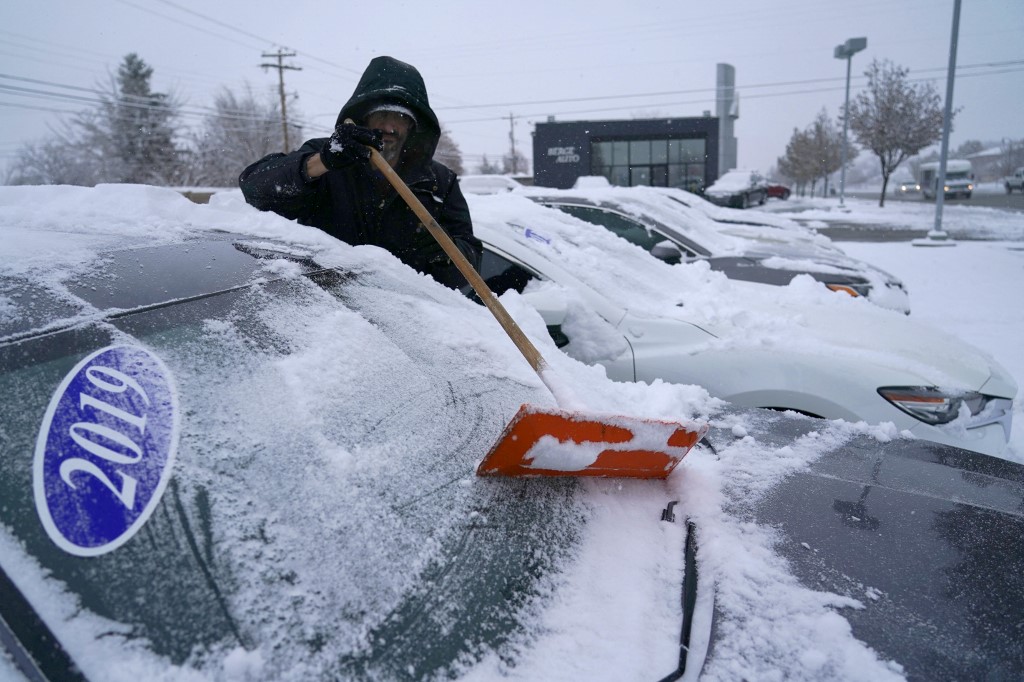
xmin=467 ymin=193 xmax=1016 ymax=457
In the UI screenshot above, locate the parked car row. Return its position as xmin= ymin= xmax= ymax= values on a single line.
xmin=1 ymin=184 xmax=1020 ymax=681
xmin=466 ymin=191 xmax=1014 ymax=458
xmin=518 ymin=185 xmax=911 ymax=313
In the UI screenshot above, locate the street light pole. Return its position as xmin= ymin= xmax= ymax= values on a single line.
xmin=834 ymin=37 xmax=867 ymax=208
xmin=915 ymin=0 xmax=961 ymax=247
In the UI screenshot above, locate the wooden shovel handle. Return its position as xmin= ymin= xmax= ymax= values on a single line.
xmin=360 ymin=137 xmax=548 ymax=375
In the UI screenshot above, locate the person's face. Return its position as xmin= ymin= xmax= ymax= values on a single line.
xmin=366 ymin=110 xmax=413 ymax=168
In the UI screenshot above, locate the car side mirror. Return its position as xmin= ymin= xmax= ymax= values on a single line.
xmin=520 ymin=288 xmax=568 ymax=327
xmin=520 ymin=288 xmax=571 ymax=348
xmin=650 ymin=240 xmax=683 ymax=265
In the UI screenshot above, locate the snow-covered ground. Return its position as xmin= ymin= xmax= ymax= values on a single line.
xmin=761 ymin=195 xmax=1024 ymax=462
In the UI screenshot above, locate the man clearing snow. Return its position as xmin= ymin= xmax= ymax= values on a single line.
xmin=239 ymin=56 xmax=481 ymax=289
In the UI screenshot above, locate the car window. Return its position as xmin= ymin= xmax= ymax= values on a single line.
xmin=467 ymin=249 xmax=539 ymax=297
xmin=548 ymin=204 xmax=667 ymax=252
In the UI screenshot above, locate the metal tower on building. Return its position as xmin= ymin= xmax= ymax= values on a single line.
xmin=716 ymin=63 xmax=739 ymax=174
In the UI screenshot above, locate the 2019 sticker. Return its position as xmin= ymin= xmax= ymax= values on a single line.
xmin=33 ymin=345 xmax=179 ymax=557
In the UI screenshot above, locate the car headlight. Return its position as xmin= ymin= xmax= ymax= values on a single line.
xmin=826 ymin=283 xmax=870 ymax=297
xmin=878 ymin=386 xmax=987 ymax=425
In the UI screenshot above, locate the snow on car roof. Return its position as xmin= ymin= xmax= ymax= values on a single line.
xmin=705 ymin=169 xmax=760 ymax=194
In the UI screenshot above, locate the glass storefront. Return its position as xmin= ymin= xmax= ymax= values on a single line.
xmin=591 ymin=138 xmax=707 ymax=193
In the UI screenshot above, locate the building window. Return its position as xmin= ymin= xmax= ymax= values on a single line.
xmin=591 ymin=137 xmax=706 ymax=192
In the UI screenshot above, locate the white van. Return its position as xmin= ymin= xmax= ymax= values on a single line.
xmin=919 ymin=159 xmax=974 ymax=200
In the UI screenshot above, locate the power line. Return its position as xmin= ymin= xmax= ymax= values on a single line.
xmin=149 ymin=0 xmax=364 ymax=78
xmin=432 ymin=59 xmax=1024 ymax=112
xmin=0 ymin=73 xmax=314 ymax=127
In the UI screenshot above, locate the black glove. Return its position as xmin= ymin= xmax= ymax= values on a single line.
xmin=408 ymin=223 xmax=447 ymax=263
xmin=320 ymin=124 xmax=383 ymax=170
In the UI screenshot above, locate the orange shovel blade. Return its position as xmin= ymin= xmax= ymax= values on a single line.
xmin=476 ymin=404 xmax=708 ymax=479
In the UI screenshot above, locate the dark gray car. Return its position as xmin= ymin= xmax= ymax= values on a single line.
xmin=1 ymin=218 xmax=1021 ymax=680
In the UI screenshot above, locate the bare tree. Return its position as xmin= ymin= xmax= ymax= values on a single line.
xmin=6 ymin=135 xmax=102 ymax=186
xmin=776 ymin=110 xmax=855 ymax=198
xmin=847 ymin=59 xmax=945 ymax=206
xmin=808 ymin=108 xmax=850 ymax=197
xmin=185 ymin=85 xmax=284 ymax=187
xmin=502 ymin=149 xmax=529 ymax=175
xmin=777 ymin=127 xmax=817 ymax=196
xmin=476 ymin=155 xmax=502 ymax=174
xmin=434 ymin=125 xmax=464 ymax=175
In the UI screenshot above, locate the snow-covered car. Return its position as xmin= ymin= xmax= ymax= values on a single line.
xmin=521 ymin=185 xmax=911 ymax=313
xmin=2 ymin=185 xmax=1023 ymax=681
xmin=703 ymin=168 xmax=769 ymax=208
xmin=468 ymin=193 xmax=1016 ymax=458
xmin=457 ymin=174 xmax=524 ymax=195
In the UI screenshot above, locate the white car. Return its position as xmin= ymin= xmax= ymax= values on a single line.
xmin=458 ymin=174 xmax=525 ymax=195
xmin=467 ymin=193 xmax=1016 ymax=457
xmin=521 ymin=185 xmax=911 ymax=313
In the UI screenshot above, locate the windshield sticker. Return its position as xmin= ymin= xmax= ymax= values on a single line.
xmin=524 ymin=228 xmax=551 ymax=244
xmin=33 ymin=345 xmax=179 ymax=557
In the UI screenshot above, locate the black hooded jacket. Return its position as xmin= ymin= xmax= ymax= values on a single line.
xmin=238 ymin=56 xmax=480 ymax=289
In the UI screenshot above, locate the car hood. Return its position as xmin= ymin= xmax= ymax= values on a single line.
xmin=727 ymin=422 xmax=1024 ymax=679
xmin=736 ymin=243 xmax=901 ymax=282
xmin=657 ymin=288 xmax=1013 ymax=395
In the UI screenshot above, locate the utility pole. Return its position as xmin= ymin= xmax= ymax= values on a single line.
xmin=508 ymin=112 xmax=518 ymax=174
xmin=261 ymin=50 xmax=302 ymax=153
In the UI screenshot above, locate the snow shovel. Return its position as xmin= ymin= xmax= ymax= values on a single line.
xmin=358 ymin=131 xmax=707 ymax=478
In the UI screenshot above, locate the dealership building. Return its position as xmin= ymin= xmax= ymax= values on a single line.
xmin=531 ymin=64 xmax=739 ymax=191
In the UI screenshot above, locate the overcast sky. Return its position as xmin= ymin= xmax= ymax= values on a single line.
xmin=1 ymin=0 xmax=1021 ymax=180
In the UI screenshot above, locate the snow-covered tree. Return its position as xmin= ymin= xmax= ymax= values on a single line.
xmin=847 ymin=59 xmax=945 ymax=206
xmin=777 ymin=127 xmax=820 ymax=196
xmin=502 ymin=149 xmax=529 ymax=175
xmin=776 ymin=110 xmax=855 ymax=198
xmin=476 ymin=155 xmax=503 ymax=174
xmin=808 ymin=108 xmax=849 ymax=197
xmin=8 ymin=53 xmax=185 ymax=186
xmin=185 ymin=85 xmax=283 ymax=187
xmin=434 ymin=126 xmax=464 ymax=175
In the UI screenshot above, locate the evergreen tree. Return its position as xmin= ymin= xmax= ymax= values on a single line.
xmin=95 ymin=53 xmax=183 ymax=184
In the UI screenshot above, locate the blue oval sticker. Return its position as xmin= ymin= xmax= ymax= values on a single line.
xmin=33 ymin=345 xmax=179 ymax=557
